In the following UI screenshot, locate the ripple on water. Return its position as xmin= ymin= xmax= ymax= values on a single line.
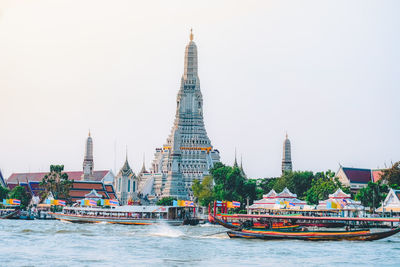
xmin=2 ymin=220 xmax=400 ymax=266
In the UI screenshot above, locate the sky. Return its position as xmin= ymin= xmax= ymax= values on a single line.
xmin=0 ymin=0 xmax=399 ymax=179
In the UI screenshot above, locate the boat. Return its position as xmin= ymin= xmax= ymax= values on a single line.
xmin=0 ymin=209 xmax=19 ymax=219
xmin=226 ymin=227 xmax=400 ymax=241
xmin=49 ymin=205 xmax=195 ymax=226
xmin=212 ymin=215 xmax=299 ymax=230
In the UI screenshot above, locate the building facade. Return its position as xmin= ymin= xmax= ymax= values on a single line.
xmin=6 ymin=132 xmax=116 ymax=202
xmin=114 ymin=156 xmax=139 ymax=205
xmin=335 ymin=166 xmax=384 ymax=192
xmin=143 ymin=30 xmax=220 ymax=200
xmin=282 ymin=133 xmax=292 ymax=173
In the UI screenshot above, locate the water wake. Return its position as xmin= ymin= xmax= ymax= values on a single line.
xmin=147 ymin=223 xmax=185 ymax=238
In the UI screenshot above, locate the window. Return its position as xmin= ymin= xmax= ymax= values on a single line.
xmin=118 ymin=178 xmax=121 ymax=191
xmin=133 ymin=181 xmax=136 ymax=192
xmin=128 ymin=180 xmax=131 ymax=192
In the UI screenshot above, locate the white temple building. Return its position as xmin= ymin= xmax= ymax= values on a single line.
xmin=249 ymin=188 xmax=307 ymax=211
xmin=377 ymin=188 xmax=400 ymax=214
xmin=141 ymin=30 xmax=220 ymax=200
xmin=114 ymin=154 xmax=139 ymax=205
xmin=317 ymin=188 xmax=365 ymax=216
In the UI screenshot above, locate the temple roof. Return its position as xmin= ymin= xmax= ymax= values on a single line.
xmin=7 ymin=170 xmax=111 ymax=184
xmin=277 ymin=187 xmax=297 ymax=198
xmin=85 ymin=189 xmax=102 ymax=199
xmin=372 ymin=169 xmax=384 ymax=182
xmin=341 ymin=167 xmax=372 ymax=183
xmin=329 ymin=188 xmax=351 ymax=199
xmin=263 ymin=189 xmax=277 ymax=199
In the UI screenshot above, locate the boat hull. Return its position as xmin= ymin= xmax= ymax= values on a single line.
xmin=227 ymin=227 xmax=400 ymax=241
xmin=50 ymin=213 xmax=184 ymax=226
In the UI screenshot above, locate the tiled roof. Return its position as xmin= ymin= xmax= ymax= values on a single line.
xmin=7 ymin=170 xmax=111 ymax=184
xmin=69 ymin=181 xmax=114 ymax=202
xmin=342 ymin=167 xmax=372 ymax=183
xmin=372 ymin=170 xmax=384 ymax=183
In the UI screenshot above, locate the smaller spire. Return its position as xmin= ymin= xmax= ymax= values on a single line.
xmin=88 ymin=129 xmax=91 ymax=137
xmin=141 ymin=153 xmax=147 ymax=173
xmin=190 ymin=28 xmax=194 ymax=41
xmin=233 ymin=148 xmax=238 ymax=167
xmin=285 ymin=131 xmax=288 ymax=139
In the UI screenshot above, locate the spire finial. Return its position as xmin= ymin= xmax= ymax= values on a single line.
xmin=125 ymin=145 xmax=128 ymax=161
xmin=286 ymin=131 xmax=288 ymax=139
xmin=190 ymin=28 xmax=194 ymax=41
xmin=88 ymin=129 xmax=91 ymax=137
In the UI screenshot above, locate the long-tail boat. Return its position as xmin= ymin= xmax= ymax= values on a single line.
xmin=212 ymin=215 xmax=299 ymax=230
xmin=212 ymin=214 xmax=400 ymax=241
xmin=226 ymin=227 xmax=400 ymax=241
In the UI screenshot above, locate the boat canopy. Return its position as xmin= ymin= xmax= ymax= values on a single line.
xmin=64 ymin=205 xmax=181 ymax=213
xmin=249 ymin=188 xmax=307 ymax=210
xmin=317 ymin=188 xmax=364 ymax=211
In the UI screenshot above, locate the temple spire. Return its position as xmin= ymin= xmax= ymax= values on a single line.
xmin=140 ymin=153 xmax=147 ymax=173
xmin=282 ymin=133 xmax=293 ymax=174
xmin=83 ymin=131 xmax=94 ymax=180
xmin=190 ymin=28 xmax=194 ymax=41
xmin=233 ymin=148 xmax=238 ymax=167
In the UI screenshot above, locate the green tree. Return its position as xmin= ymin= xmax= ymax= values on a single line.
xmin=355 ymin=181 xmax=389 ymax=210
xmin=209 ymin=162 xmax=259 ymax=206
xmin=40 ymin=165 xmax=73 ymax=202
xmin=156 ymin=196 xmax=176 ymax=206
xmin=381 ymin=161 xmax=400 ymax=186
xmin=9 ymin=186 xmax=31 ymax=209
xmin=305 ymin=170 xmax=349 ymax=205
xmin=259 ymin=178 xmax=278 ymax=194
xmin=0 ymin=185 xmax=9 ymax=200
xmin=192 ymin=176 xmax=214 ymax=206
xmin=273 ymin=171 xmax=314 ymax=199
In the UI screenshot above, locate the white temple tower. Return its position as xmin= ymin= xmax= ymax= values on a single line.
xmin=83 ymin=131 xmax=94 ymax=180
xmin=282 ymin=133 xmax=293 ymax=174
xmin=146 ymin=30 xmax=220 ymax=200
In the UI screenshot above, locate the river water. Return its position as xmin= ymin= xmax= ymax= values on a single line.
xmin=1 ymin=220 xmax=400 ymax=266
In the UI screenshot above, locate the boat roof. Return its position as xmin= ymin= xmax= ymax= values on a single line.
xmin=64 ymin=205 xmax=181 ymax=213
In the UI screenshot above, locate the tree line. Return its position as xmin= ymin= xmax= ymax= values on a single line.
xmin=192 ymin=161 xmax=400 ymax=210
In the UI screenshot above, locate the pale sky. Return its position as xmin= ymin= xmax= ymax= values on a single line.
xmin=0 ymin=0 xmax=399 ymax=179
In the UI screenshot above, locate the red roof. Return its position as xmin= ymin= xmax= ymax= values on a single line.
xmin=7 ymin=170 xmax=110 ymax=184
xmin=372 ymin=170 xmax=384 ymax=183
xmin=342 ymin=168 xmax=372 ymax=183
xmin=69 ymin=181 xmax=114 ymax=202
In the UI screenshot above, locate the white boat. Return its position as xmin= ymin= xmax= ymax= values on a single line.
xmin=50 ymin=205 xmax=192 ymax=226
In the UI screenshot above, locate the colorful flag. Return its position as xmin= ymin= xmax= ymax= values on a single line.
xmin=331 ymin=201 xmax=337 ymax=209
xmin=89 ymin=199 xmax=97 ymax=206
xmin=232 ymin=201 xmax=240 ymax=208
xmin=57 ymin=200 xmax=66 ymax=206
xmin=109 ymin=199 xmax=118 ymax=206
xmin=11 ymin=199 xmax=20 ymax=205
xmin=289 ymin=202 xmax=295 ymax=207
xmin=173 ymin=200 xmax=178 ymax=207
